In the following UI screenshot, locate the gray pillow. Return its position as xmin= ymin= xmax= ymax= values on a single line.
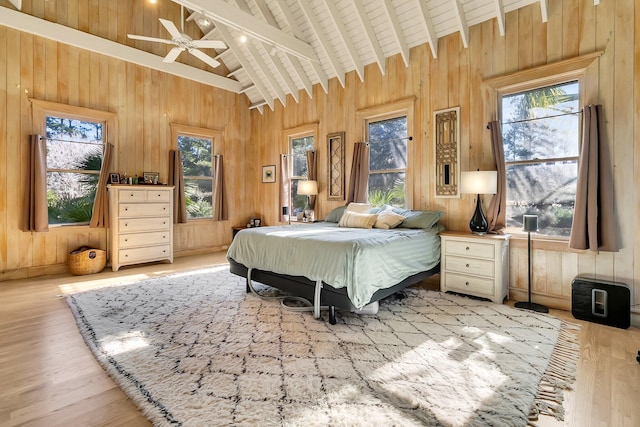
xmin=325 ymin=205 xmax=347 ymax=223
xmin=394 ymin=209 xmax=445 ymax=229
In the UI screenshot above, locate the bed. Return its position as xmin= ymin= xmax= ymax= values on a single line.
xmin=227 ymin=206 xmax=444 ymax=324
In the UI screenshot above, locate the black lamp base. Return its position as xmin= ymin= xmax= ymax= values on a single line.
xmin=469 ymin=194 xmax=489 ymax=234
xmin=514 ymin=301 xmax=549 ymax=313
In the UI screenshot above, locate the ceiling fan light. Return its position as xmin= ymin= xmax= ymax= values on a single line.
xmin=239 ymin=34 xmax=247 ymax=43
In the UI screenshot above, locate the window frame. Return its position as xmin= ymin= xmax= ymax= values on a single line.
xmin=483 ymin=52 xmax=601 ymax=244
xmin=357 ymin=98 xmax=416 ymax=208
xmin=31 ymin=99 xmax=115 ymax=228
xmin=171 ymin=123 xmax=224 ymax=222
xmin=283 ymin=123 xmax=317 ymax=222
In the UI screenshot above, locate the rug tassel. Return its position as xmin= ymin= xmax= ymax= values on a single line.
xmin=528 ymin=320 xmax=580 ymax=424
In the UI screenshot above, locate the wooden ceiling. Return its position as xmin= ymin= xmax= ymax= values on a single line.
xmin=1 ymin=0 xmax=601 ymax=112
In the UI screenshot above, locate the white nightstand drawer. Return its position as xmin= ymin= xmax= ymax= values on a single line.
xmin=119 ymin=217 xmax=171 ymax=232
xmin=119 ymin=203 xmax=171 ymax=217
xmin=119 ymin=231 xmax=171 ymax=248
xmin=445 ymin=255 xmax=495 ymax=277
xmin=445 ymin=240 xmax=495 ymax=259
xmin=444 ymin=272 xmax=495 ymax=295
xmin=119 ymin=245 xmax=172 ymax=264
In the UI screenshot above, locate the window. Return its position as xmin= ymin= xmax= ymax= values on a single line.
xmin=178 ymin=133 xmax=214 ymax=220
xmin=45 ymin=116 xmax=105 ymax=225
xmin=500 ymin=81 xmax=580 ymax=236
xmin=366 ymin=115 xmax=407 ymax=208
xmin=289 ymin=134 xmax=315 ymax=219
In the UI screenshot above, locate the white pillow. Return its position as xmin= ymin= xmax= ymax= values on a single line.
xmin=374 ymin=210 xmax=405 ymax=229
xmin=346 ymin=202 xmax=371 ymax=214
xmin=338 ymin=211 xmax=378 ymax=229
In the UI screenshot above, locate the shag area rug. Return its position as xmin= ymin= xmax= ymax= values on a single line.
xmin=66 ymin=266 xmax=578 ymax=426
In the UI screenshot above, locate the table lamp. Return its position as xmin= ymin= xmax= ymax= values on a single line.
xmin=460 ymin=170 xmax=497 ymax=235
xmin=298 ymin=180 xmax=318 ymax=221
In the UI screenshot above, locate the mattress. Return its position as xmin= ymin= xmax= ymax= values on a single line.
xmin=226 ymin=222 xmax=442 ymax=308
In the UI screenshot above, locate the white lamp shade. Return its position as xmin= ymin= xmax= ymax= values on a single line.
xmin=298 ymin=180 xmax=318 ymax=196
xmin=460 ymin=171 xmax=497 ymax=195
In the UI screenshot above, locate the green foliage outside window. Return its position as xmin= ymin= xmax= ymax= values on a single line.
xmin=368 ymin=116 xmax=407 ymax=208
xmin=178 ymin=135 xmax=213 ymax=219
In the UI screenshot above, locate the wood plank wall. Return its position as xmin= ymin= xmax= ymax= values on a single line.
xmin=249 ymin=0 xmax=639 ymax=312
xmin=0 ymin=0 xmax=250 ymax=280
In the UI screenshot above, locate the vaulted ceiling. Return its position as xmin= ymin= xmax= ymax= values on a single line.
xmin=1 ymin=0 xmax=600 ymax=113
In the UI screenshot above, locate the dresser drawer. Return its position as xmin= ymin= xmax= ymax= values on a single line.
xmin=444 ymin=272 xmax=495 ymax=295
xmin=445 ymin=255 xmax=495 ymax=277
xmin=147 ymin=190 xmax=171 ymax=202
xmin=119 ymin=245 xmax=172 ymax=264
xmin=119 ymin=217 xmax=171 ymax=232
xmin=445 ymin=240 xmax=495 ymax=259
xmin=119 ymin=231 xmax=171 ymax=248
xmin=118 ymin=189 xmax=147 ymax=202
xmin=119 ymin=203 xmax=171 ymax=217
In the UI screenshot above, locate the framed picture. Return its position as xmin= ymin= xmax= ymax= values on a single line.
xmin=327 ymin=131 xmax=345 ymax=200
xmin=433 ymin=106 xmax=460 ymax=198
xmin=143 ymin=171 xmax=160 ymax=184
xmin=262 ymin=165 xmax=276 ymax=183
xmin=109 ymin=172 xmax=120 ymax=184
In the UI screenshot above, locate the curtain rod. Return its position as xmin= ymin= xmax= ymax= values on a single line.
xmin=488 ymin=110 xmax=583 ymax=129
xmin=40 ymin=136 xmax=105 ymax=146
xmin=364 ymin=136 xmax=413 ymax=145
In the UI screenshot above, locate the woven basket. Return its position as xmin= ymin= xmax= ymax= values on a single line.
xmin=68 ymin=246 xmax=106 ymax=275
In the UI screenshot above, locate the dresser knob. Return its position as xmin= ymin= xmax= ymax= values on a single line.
xmin=466 ymin=263 xmax=470 ymax=268
xmin=125 ymin=208 xmax=128 ymax=211
xmin=465 ymin=281 xmax=470 ymax=286
xmin=465 ymin=246 xmax=470 ymax=251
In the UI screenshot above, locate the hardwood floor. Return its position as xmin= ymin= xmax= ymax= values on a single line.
xmin=1 ymin=253 xmax=638 ymax=426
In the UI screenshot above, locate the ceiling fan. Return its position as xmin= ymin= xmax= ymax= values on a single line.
xmin=127 ymin=9 xmax=226 ymax=68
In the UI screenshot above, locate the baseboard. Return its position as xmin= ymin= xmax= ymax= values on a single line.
xmin=0 ymin=263 xmax=69 ymax=282
xmin=631 ymin=307 xmax=640 ymax=328
xmin=508 ymin=288 xmax=571 ymax=311
xmin=174 ymin=246 xmax=228 ymax=258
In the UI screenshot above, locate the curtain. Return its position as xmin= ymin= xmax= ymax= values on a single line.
xmin=25 ymin=134 xmax=48 ymax=232
xmin=89 ymin=143 xmax=114 ymax=228
xmin=305 ymin=149 xmax=317 ymax=208
xmin=169 ymin=150 xmax=188 ymax=224
xmin=569 ymin=105 xmax=620 ymax=251
xmin=279 ymin=154 xmax=290 ymax=223
xmin=346 ymin=142 xmax=369 ymax=203
xmin=212 ymin=154 xmax=228 ymax=221
xmin=486 ymin=121 xmax=506 ymax=233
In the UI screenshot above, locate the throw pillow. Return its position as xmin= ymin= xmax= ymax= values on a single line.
xmin=397 ymin=209 xmax=445 ymax=229
xmin=338 ymin=211 xmax=378 ymax=229
xmin=325 ymin=205 xmax=347 ymax=223
xmin=374 ymin=210 xmax=406 ymax=229
xmin=346 ymin=202 xmax=371 ymax=214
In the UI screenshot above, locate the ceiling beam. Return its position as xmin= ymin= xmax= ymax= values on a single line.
xmin=415 ymin=0 xmax=438 ymax=59
xmin=539 ymin=0 xmax=549 ymax=23
xmin=324 ymin=0 xmax=365 ymax=82
xmin=8 ymin=0 xmax=21 ymax=10
xmin=273 ymin=0 xmax=328 ymax=95
xmin=296 ymin=0 xmax=346 ymax=88
xmin=0 ymin=6 xmax=242 ymax=93
xmin=381 ymin=0 xmax=410 ymax=67
xmin=452 ymin=0 xmax=469 ymax=48
xmin=171 ymin=0 xmax=319 ymax=63
xmin=215 ymin=24 xmax=274 ymax=110
xmin=253 ymin=0 xmax=307 ymax=102
xmin=350 ymin=0 xmax=386 ymax=75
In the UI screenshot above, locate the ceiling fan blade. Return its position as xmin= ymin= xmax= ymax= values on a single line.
xmin=159 ymin=18 xmax=183 ymax=39
xmin=188 ymin=48 xmax=221 ymax=68
xmin=192 ymin=40 xmax=227 ymax=50
xmin=163 ymin=47 xmax=184 ymax=63
xmin=127 ymin=34 xmax=175 ymax=45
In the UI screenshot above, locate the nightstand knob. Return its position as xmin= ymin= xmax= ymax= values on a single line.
xmin=466 ymin=263 xmax=470 ymax=268
xmin=465 ymin=246 xmax=470 ymax=251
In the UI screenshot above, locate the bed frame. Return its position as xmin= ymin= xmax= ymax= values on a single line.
xmin=229 ymin=258 xmax=440 ymax=324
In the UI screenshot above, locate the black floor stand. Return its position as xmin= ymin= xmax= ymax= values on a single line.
xmin=514 ymin=230 xmax=549 ymax=314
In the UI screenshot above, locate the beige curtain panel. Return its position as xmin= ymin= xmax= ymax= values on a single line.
xmin=25 ymin=134 xmax=49 ymax=232
xmin=89 ymin=142 xmax=114 ymax=228
xmin=569 ymin=105 xmax=620 ymax=252
xmin=486 ymin=121 xmax=506 ymax=234
xmin=346 ymin=142 xmax=369 ymax=204
xmin=305 ymin=149 xmax=317 ymax=209
xmin=212 ymin=154 xmax=228 ymax=221
xmin=169 ymin=150 xmax=188 ymax=224
xmin=279 ymin=154 xmax=290 ymax=223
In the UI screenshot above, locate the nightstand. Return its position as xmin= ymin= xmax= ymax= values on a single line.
xmin=439 ymin=231 xmax=510 ymax=304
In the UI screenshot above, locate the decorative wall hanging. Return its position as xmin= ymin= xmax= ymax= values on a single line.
xmin=434 ymin=107 xmax=460 ymax=198
xmin=262 ymin=165 xmax=276 ymax=183
xmin=327 ymin=132 xmax=345 ymax=200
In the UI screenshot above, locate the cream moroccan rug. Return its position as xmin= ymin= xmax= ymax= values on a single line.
xmin=66 ymin=266 xmax=579 ymax=426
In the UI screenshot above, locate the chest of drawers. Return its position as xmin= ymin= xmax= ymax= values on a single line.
xmin=440 ymin=231 xmax=510 ymax=304
xmin=108 ymin=185 xmax=174 ymax=271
